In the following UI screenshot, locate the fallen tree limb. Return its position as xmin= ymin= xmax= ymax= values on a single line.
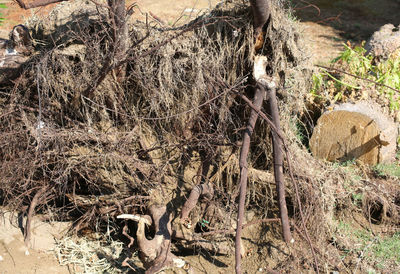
xmin=235 ymin=58 xmax=267 ymax=274
xmin=118 ymin=205 xmax=189 ymax=273
xmin=266 ymin=77 xmax=293 ymax=244
xmin=232 ymin=90 xmax=320 ymax=273
xmin=15 ymin=0 xmax=67 ymax=9
xmin=24 ymin=186 xmax=48 ymax=247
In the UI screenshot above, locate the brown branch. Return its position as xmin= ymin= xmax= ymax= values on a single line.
xmin=317 ymin=64 xmax=400 ymax=94
xmin=315 ymin=13 xmax=342 ymax=24
xmin=24 ymin=186 xmax=47 ymax=246
xmin=249 ymin=0 xmax=270 ymax=36
xmin=235 ymin=83 xmax=265 ymax=274
xmin=180 ymin=183 xmax=214 ymax=221
xmin=149 ymin=11 xmax=166 ymax=25
xmin=234 ymin=90 xmax=320 ymax=273
xmin=294 ymin=0 xmax=321 ymax=16
xmin=15 ymin=0 xmax=68 ymax=9
xmin=266 ymin=82 xmax=292 ymax=244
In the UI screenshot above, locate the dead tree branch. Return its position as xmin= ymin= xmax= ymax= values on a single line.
xmin=15 ymin=0 xmax=67 ymax=9
xmin=24 ymin=186 xmax=47 ymax=247
xmin=233 ymin=90 xmax=320 ymax=273
xmin=249 ymin=0 xmax=270 ymax=38
xmin=180 ymin=183 xmax=214 ymax=221
xmin=266 ymin=79 xmax=293 ymax=244
xmin=235 ymin=62 xmax=266 ymax=274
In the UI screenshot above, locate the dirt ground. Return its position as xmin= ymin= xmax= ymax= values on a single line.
xmin=0 ymin=211 xmax=70 ymax=274
xmin=0 ymin=0 xmax=399 ymax=273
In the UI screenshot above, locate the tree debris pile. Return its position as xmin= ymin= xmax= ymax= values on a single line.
xmin=0 ymin=0 xmax=399 ymax=272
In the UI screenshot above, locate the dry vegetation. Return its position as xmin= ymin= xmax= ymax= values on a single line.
xmin=0 ymin=0 xmax=399 ymax=272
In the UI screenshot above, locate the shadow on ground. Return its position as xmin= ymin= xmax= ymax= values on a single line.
xmin=292 ymin=0 xmax=400 ymax=42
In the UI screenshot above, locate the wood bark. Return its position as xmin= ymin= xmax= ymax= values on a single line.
xmin=107 ymin=0 xmax=128 ymax=80
xmin=266 ymin=83 xmax=293 ymax=243
xmin=250 ymin=0 xmax=270 ymax=50
xmin=235 ymin=84 xmax=265 ymax=274
xmin=24 ymin=187 xmax=47 ymax=247
xmin=15 ymin=0 xmax=67 ymax=9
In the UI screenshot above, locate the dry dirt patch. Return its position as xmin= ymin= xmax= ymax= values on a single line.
xmin=0 ymin=211 xmax=70 ymax=274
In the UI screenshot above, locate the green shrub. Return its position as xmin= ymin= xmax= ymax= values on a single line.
xmin=311 ymin=43 xmax=400 ymax=111
xmin=0 ymin=3 xmax=6 ymax=26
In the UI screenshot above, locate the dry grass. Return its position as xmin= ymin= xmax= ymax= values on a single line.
xmin=0 ymin=0 xmax=398 ymax=272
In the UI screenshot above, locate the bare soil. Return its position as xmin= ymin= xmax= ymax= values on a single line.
xmin=0 ymin=0 xmax=399 ymax=273
xmin=0 ymin=211 xmax=70 ymax=274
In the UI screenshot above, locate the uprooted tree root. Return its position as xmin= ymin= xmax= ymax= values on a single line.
xmin=0 ymin=0 xmax=399 ymax=273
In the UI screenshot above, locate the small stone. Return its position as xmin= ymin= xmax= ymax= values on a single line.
xmin=173 ymin=258 xmax=186 ymax=268
xmin=396 ymin=111 xmax=400 ymax=122
xmin=25 ymin=249 xmax=30 ymax=256
xmin=0 ymin=255 xmax=3 ymax=261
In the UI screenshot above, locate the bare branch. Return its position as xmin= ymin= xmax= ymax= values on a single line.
xmin=15 ymin=0 xmax=68 ymax=9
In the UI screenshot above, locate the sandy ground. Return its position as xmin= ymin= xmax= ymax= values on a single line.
xmin=0 ymin=211 xmax=70 ymax=273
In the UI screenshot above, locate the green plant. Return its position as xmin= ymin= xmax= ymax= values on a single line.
xmin=336 ymin=221 xmax=400 ymax=270
xmin=311 ymin=43 xmax=400 ymax=111
xmin=372 ymin=232 xmax=400 ymax=266
xmin=351 ymin=192 xmax=363 ymax=207
xmin=373 ymin=163 xmax=400 ymax=178
xmin=0 ymin=3 xmax=6 ymax=26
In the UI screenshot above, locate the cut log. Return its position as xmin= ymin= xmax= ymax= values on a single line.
xmin=310 ymin=101 xmax=398 ymax=165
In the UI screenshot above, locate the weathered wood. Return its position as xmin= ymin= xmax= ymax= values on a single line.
xmin=310 ymin=101 xmax=398 ymax=165
xmin=15 ymin=0 xmax=67 ymax=10
xmin=0 ymin=25 xmax=33 ymax=84
xmin=266 ymin=78 xmax=293 ymax=244
xmin=235 ymin=81 xmax=265 ymax=274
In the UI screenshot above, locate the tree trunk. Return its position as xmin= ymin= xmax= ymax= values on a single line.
xmin=107 ymin=0 xmax=128 ymax=80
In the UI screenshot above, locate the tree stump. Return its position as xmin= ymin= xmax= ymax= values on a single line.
xmin=310 ymin=101 xmax=398 ymax=165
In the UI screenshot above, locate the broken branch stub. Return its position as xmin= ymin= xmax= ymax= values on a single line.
xmin=15 ymin=0 xmax=67 ymax=9
xmin=180 ymin=182 xmax=214 ymax=222
xmin=118 ymin=205 xmax=188 ymax=273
